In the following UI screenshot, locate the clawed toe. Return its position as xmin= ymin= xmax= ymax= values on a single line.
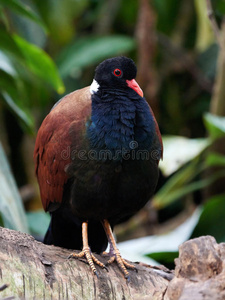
xmin=68 ymin=220 xmax=136 ymax=280
xmin=106 ymin=253 xmax=136 ymax=278
xmin=69 ymin=249 xmax=106 ymax=276
xmin=122 ymin=259 xmax=137 ymax=272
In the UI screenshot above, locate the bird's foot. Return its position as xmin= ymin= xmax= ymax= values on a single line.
xmin=104 ymin=249 xmax=137 ymax=280
xmin=102 ymin=250 xmax=135 ymax=269
xmin=68 ymin=247 xmax=107 ymax=277
xmin=102 ymin=219 xmax=138 ymax=281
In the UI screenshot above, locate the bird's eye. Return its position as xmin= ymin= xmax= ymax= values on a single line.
xmin=113 ymin=68 xmax=122 ymax=77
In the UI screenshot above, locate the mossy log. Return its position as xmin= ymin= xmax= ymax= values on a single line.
xmin=0 ymin=227 xmax=225 ymax=299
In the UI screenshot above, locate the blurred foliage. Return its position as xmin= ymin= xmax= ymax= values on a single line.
xmin=0 ymin=0 xmax=225 ymax=268
xmin=147 ymin=251 xmax=178 ymax=270
xmin=57 ymin=35 xmax=135 ymax=78
xmin=191 ymin=194 xmax=225 ymax=243
xmin=154 ymin=114 xmax=225 ymax=210
xmin=0 ymin=1 xmax=64 ymax=132
xmin=26 ymin=210 xmax=50 ymax=237
xmin=148 ymin=114 xmax=225 ymax=268
xmin=0 ymin=142 xmax=29 ymax=232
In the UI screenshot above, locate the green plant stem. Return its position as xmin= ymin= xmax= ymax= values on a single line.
xmin=210 ymin=22 xmax=225 ymax=115
xmin=205 ymin=0 xmax=222 ymax=48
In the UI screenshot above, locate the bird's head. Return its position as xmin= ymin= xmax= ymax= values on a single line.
xmin=91 ymin=56 xmax=143 ymax=98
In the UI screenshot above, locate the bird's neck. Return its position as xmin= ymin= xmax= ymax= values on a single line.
xmin=87 ymin=89 xmax=156 ymax=158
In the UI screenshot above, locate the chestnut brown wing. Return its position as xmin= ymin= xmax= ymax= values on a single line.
xmin=34 ymin=87 xmax=91 ymax=211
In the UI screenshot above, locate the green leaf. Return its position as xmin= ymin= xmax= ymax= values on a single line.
xmin=0 ymin=6 xmax=10 ymax=28
xmin=154 ymin=161 xmax=225 ymax=209
xmin=0 ymin=67 xmax=35 ymax=133
xmin=2 ymin=92 xmax=34 ymax=133
xmin=0 ymin=142 xmax=29 ymax=233
xmin=0 ymin=0 xmax=47 ymax=32
xmin=0 ymin=51 xmax=17 ymax=75
xmin=160 ymin=135 xmax=210 ymax=176
xmin=191 ymin=194 xmax=225 ymax=242
xmin=13 ymin=35 xmax=65 ymax=94
xmin=147 ymin=251 xmax=178 ymax=269
xmin=0 ymin=69 xmax=18 ymax=98
xmin=26 ymin=211 xmax=50 ymax=237
xmin=206 ymin=152 xmax=225 ymax=167
xmin=204 ymin=113 xmax=225 ymax=139
xmin=0 ymin=28 xmax=24 ymax=59
xmin=154 ymin=159 xmax=204 ymax=209
xmin=57 ymin=35 xmax=135 ymax=78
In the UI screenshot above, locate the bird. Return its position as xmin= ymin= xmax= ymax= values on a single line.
xmin=34 ymin=56 xmax=163 ymax=280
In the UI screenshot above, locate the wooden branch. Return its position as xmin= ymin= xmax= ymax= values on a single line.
xmin=0 ymin=227 xmax=225 ymax=299
xmin=0 ymin=227 xmax=171 ymax=299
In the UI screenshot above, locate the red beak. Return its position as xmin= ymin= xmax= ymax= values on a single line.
xmin=126 ymin=79 xmax=143 ymax=98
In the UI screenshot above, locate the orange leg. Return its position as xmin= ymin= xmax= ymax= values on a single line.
xmin=68 ymin=221 xmax=106 ymax=276
xmin=102 ymin=219 xmax=136 ymax=280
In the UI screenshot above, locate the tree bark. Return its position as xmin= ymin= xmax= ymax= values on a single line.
xmin=0 ymin=227 xmax=225 ymax=299
xmin=0 ymin=227 xmax=171 ymax=300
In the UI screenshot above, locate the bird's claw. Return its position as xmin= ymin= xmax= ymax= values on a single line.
xmin=68 ymin=249 xmax=107 ymax=276
xmin=101 ymin=264 xmax=109 ymax=272
xmin=104 ymin=251 xmax=136 ymax=279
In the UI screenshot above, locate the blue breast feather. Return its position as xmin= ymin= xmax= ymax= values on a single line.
xmin=87 ymin=90 xmax=158 ymax=159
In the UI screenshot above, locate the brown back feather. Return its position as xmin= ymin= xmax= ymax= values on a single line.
xmin=34 ymin=87 xmax=91 ymax=211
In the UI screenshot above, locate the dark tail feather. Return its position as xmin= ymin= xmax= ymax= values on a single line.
xmin=43 ymin=219 xmax=54 ymax=245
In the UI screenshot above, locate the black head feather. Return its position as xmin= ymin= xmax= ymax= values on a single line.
xmin=94 ymin=56 xmax=137 ymax=89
